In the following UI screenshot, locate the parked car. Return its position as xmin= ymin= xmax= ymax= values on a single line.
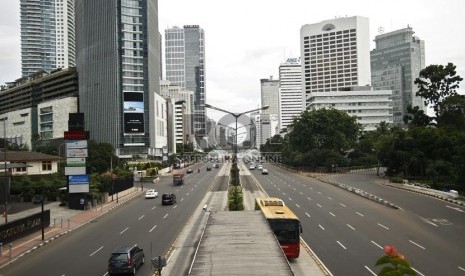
xmin=186 ymin=168 xmax=193 ymax=174
xmin=145 ymin=189 xmax=158 ymax=199
xmin=162 ymin=193 xmax=177 ymax=205
xmin=206 ymin=166 xmax=212 ymax=171
xmin=108 ymin=245 xmax=144 ymax=275
xmin=262 ymin=169 xmax=269 ymax=175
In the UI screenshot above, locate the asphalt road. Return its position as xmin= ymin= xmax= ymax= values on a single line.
xmin=0 ymin=162 xmax=219 ymax=276
xmin=250 ymin=164 xmax=465 ymax=276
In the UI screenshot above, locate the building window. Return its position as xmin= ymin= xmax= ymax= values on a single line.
xmin=16 ymin=164 xmax=27 ymax=172
xmin=42 ymin=161 xmax=52 ymax=171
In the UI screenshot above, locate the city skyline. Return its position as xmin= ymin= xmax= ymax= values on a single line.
xmin=2 ymin=0 xmax=465 ymax=122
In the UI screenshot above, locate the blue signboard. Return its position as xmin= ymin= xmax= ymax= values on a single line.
xmin=68 ymin=175 xmax=89 ymax=185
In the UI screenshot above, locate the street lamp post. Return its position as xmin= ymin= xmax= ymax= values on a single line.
xmin=204 ymin=104 xmax=269 ymax=186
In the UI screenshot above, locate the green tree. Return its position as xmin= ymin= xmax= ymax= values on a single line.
xmin=436 ymin=94 xmax=465 ymax=130
xmin=87 ymin=140 xmax=118 ymax=173
xmin=288 ymin=109 xmax=360 ymax=154
xmin=414 ymin=62 xmax=463 ymax=116
xmin=403 ymin=105 xmax=432 ymax=127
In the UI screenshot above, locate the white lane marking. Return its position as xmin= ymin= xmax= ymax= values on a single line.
xmin=364 ymin=266 xmax=377 ymax=276
xmin=458 ymin=266 xmax=465 ymax=272
xmin=89 ymin=246 xmax=104 ymax=257
xmin=339 ymin=203 xmax=347 ymax=207
xmin=337 ymin=241 xmax=347 ymax=249
xmin=295 ymin=204 xmax=300 ymax=208
xmin=412 ymin=267 xmax=425 ymax=276
xmin=409 ymin=240 xmax=426 ymax=250
xmin=138 ymin=215 xmax=144 ymax=220
xmin=356 ymin=212 xmax=364 ymax=217
xmin=309 ymin=187 xmax=313 ymax=190
xmin=318 ymin=192 xmax=322 ymax=195
xmin=299 ymin=192 xmax=303 ymax=195
xmin=293 ymin=187 xmax=296 ymax=191
xmin=319 ymin=224 xmax=325 ymax=230
xmin=283 ymin=192 xmax=286 ymax=196
xmin=446 ymin=205 xmax=464 ymax=213
xmin=149 ymin=225 xmax=157 ymax=233
xmin=186 ymin=193 xmax=190 ymax=196
xmin=346 ymin=224 xmax=355 ymax=230
xmin=377 ymin=223 xmax=389 ymax=230
xmin=305 ymin=212 xmax=311 ymax=218
xmin=151 ymin=206 xmax=156 ymax=210
xmin=163 ymin=214 xmax=168 ymax=219
xmin=119 ymin=227 xmax=129 ymax=235
xmin=329 ymin=212 xmax=336 ymax=217
xmin=420 ymin=217 xmax=438 ymax=226
xmin=288 ymin=197 xmax=293 ymax=201
xmin=371 ymin=240 xmax=383 ymax=250
xmin=181 ymin=198 xmax=184 ymax=202
xmin=307 ymin=197 xmax=312 ymax=201
xmin=277 ymin=188 xmax=281 ymax=191
xmin=316 ymin=204 xmax=322 ymax=208
xmin=327 ymin=196 xmax=333 ymax=200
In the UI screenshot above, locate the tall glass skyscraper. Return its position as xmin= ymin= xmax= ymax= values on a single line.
xmin=20 ymin=0 xmax=75 ymax=77
xmin=76 ymin=0 xmax=160 ymax=157
xmin=165 ymin=25 xmax=206 ymax=139
xmin=371 ymin=27 xmax=425 ymax=127
xmin=279 ymin=57 xmax=303 ymax=130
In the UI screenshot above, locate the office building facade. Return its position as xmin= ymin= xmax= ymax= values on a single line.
xmin=76 ymin=0 xmax=160 ymax=158
xmin=279 ymin=57 xmax=303 ymax=131
xmin=20 ymin=0 xmax=75 ymax=77
xmin=300 ymin=16 xmax=371 ymax=108
xmin=165 ymin=25 xmax=206 ymax=139
xmin=371 ymin=27 xmax=426 ymax=126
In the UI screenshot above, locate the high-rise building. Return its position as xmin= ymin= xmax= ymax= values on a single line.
xmin=261 ymin=76 xmax=280 ymax=117
xmin=279 ymin=57 xmax=303 ymax=131
xmin=165 ymin=25 xmax=206 ymax=140
xmin=20 ymin=0 xmax=75 ymax=77
xmin=76 ymin=0 xmax=160 ymax=158
xmin=371 ymin=27 xmax=426 ymax=126
xmin=300 ymin=16 xmax=393 ymax=130
xmin=300 ymin=16 xmax=371 ymax=108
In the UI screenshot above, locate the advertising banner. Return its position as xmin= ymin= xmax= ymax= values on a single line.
xmin=69 ymin=175 xmax=89 ymax=184
xmin=66 ymin=148 xmax=88 ymax=158
xmin=123 ymin=92 xmax=144 ymax=134
xmin=67 ymin=157 xmax=86 ymax=167
xmin=69 ymin=184 xmax=89 ymax=193
xmin=65 ymin=167 xmax=86 ymax=176
xmin=66 ymin=140 xmax=88 ymax=149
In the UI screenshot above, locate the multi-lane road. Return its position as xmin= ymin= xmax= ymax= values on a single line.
xmin=251 ymin=164 xmax=465 ymax=276
xmin=0 ymin=163 xmax=216 ymax=276
xmin=1 ymin=162 xmax=464 ymax=275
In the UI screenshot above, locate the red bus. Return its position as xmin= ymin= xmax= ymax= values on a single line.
xmin=255 ymin=197 xmax=302 ymax=258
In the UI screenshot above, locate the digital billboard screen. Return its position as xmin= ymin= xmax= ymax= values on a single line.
xmin=123 ymin=92 xmax=144 ymax=134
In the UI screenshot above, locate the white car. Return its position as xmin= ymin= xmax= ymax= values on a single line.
xmin=257 ymin=165 xmax=263 ymax=170
xmin=145 ymin=189 xmax=158 ymax=199
xmin=262 ymin=169 xmax=269 ymax=175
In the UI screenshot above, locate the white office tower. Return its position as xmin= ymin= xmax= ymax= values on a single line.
xmin=165 ymin=25 xmax=206 ymax=139
xmin=371 ymin=27 xmax=426 ymax=127
xmin=261 ymin=76 xmax=280 ymax=116
xmin=279 ymin=57 xmax=303 ymax=131
xmin=20 ymin=0 xmax=75 ymax=77
xmin=301 ymin=16 xmax=392 ymax=131
xmin=301 ymin=16 xmax=371 ymax=106
xmin=160 ymin=80 xmax=194 ymax=145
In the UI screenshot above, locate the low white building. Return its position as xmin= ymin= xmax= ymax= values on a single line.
xmin=308 ymin=87 xmax=393 ymax=131
xmin=0 ymin=151 xmax=61 ymax=175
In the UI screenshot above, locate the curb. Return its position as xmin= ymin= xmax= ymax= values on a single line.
xmin=382 ymin=183 xmax=465 ymax=207
xmin=315 ymin=176 xmax=401 ymax=209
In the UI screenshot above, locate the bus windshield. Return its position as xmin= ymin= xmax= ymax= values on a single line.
xmin=268 ymin=219 xmax=300 ymax=243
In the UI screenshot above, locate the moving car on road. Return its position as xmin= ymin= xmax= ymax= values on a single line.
xmin=206 ymin=166 xmax=212 ymax=171
xmin=145 ymin=189 xmax=158 ymax=199
xmin=162 ymin=193 xmax=177 ymax=205
xmin=262 ymin=169 xmax=269 ymax=175
xmin=186 ymin=168 xmax=193 ymax=174
xmin=108 ymin=245 xmax=145 ymax=275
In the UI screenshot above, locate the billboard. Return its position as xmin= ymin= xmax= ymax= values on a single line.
xmin=66 ymin=148 xmax=88 ymax=158
xmin=65 ymin=167 xmax=86 ymax=175
xmin=67 ymin=157 xmax=86 ymax=167
xmin=69 ymin=175 xmax=89 ymax=193
xmin=66 ymin=140 xmax=88 ymax=149
xmin=124 ymin=92 xmax=144 ymax=134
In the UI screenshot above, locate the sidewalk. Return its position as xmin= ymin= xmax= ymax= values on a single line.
xmin=0 ymin=187 xmax=144 ymax=269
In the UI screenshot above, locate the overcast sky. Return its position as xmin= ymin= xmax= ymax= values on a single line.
xmin=1 ymin=0 xmax=464 ymax=122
